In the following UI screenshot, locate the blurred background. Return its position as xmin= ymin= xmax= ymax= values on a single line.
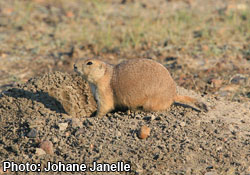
xmin=0 ymin=0 xmax=249 ymax=101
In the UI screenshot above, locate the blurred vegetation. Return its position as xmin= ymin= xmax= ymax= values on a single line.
xmin=0 ymin=0 xmax=249 ymax=101
xmin=0 ymin=0 xmax=249 ymax=56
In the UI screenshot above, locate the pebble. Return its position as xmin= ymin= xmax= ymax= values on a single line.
xmin=126 ymin=110 xmax=131 ymax=115
xmin=180 ymin=122 xmax=186 ymax=127
xmin=150 ymin=114 xmax=156 ymax=121
xmin=0 ymin=167 xmax=8 ymax=174
xmin=115 ymin=131 xmax=122 ymax=137
xmin=129 ymin=120 xmax=137 ymax=130
xmin=27 ymin=128 xmax=37 ymax=138
xmin=35 ymin=148 xmax=46 ymax=156
xmin=138 ymin=125 xmax=151 ymax=139
xmin=40 ymin=140 xmax=54 ymax=155
xmin=143 ymin=116 xmax=152 ymax=121
xmin=58 ymin=123 xmax=68 ymax=131
xmin=90 ymin=144 xmax=94 ymax=149
xmin=75 ymin=128 xmax=85 ymax=136
xmin=143 ymin=115 xmax=156 ymax=121
xmin=216 ymin=146 xmax=223 ymax=151
xmin=52 ymin=137 xmax=58 ymax=143
xmin=65 ymin=131 xmax=71 ymax=137
xmin=72 ymin=118 xmax=82 ymax=128
xmin=230 ymin=74 xmax=247 ymax=84
xmin=135 ymin=114 xmax=141 ymax=119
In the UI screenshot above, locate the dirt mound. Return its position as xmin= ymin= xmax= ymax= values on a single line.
xmin=0 ymin=72 xmax=96 ymax=118
xmin=0 ymin=72 xmax=249 ymax=174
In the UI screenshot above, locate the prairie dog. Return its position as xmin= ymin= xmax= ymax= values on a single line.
xmin=74 ymin=58 xmax=206 ymax=117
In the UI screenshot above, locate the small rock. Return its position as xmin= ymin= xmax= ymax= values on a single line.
xmin=75 ymin=128 xmax=85 ymax=136
xmin=89 ymin=144 xmax=94 ymax=149
xmin=0 ymin=167 xmax=8 ymax=174
xmin=35 ymin=148 xmax=46 ymax=156
xmin=230 ymin=74 xmax=247 ymax=84
xmin=240 ymin=120 xmax=245 ymax=123
xmin=150 ymin=115 xmax=156 ymax=121
xmin=155 ymin=116 xmax=162 ymax=120
xmin=115 ymin=131 xmax=121 ymax=137
xmin=143 ymin=115 xmax=156 ymax=121
xmin=143 ymin=116 xmax=151 ymax=121
xmin=206 ymin=166 xmax=214 ymax=170
xmin=180 ymin=122 xmax=186 ymax=127
xmin=40 ymin=140 xmax=54 ymax=155
xmin=58 ymin=123 xmax=68 ymax=131
xmin=135 ymin=114 xmax=141 ymax=119
xmin=27 ymin=128 xmax=37 ymax=138
xmin=126 ymin=110 xmax=131 ymax=115
xmin=52 ymin=137 xmax=58 ymax=143
xmin=216 ymin=146 xmax=223 ymax=151
xmin=129 ymin=120 xmax=137 ymax=130
xmin=65 ymin=131 xmax=71 ymax=137
xmin=72 ymin=118 xmax=82 ymax=128
xmin=138 ymin=125 xmax=151 ymax=139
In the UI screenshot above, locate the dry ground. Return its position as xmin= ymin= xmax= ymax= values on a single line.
xmin=0 ymin=0 xmax=250 ymax=174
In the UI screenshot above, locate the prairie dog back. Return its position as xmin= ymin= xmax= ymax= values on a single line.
xmin=112 ymin=59 xmax=177 ymax=110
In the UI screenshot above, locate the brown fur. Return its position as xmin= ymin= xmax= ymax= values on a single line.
xmin=74 ymin=58 xmax=206 ymax=117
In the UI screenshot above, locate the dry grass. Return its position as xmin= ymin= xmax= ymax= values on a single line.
xmin=0 ymin=0 xmax=249 ymax=100
xmin=0 ymin=0 xmax=249 ymax=55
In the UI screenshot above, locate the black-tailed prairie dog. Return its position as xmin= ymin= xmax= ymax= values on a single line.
xmin=74 ymin=58 xmax=206 ymax=117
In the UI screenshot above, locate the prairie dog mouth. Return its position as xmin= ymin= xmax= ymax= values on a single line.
xmin=73 ymin=64 xmax=81 ymax=76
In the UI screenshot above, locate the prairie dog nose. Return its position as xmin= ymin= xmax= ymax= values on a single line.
xmin=73 ymin=64 xmax=77 ymax=70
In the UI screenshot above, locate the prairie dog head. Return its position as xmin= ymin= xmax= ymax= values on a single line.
xmin=74 ymin=59 xmax=106 ymax=84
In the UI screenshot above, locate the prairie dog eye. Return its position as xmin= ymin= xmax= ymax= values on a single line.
xmin=86 ymin=61 xmax=93 ymax=65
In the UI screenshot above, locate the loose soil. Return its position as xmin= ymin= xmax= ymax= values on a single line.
xmin=0 ymin=71 xmax=249 ymax=174
xmin=0 ymin=0 xmax=249 ymax=174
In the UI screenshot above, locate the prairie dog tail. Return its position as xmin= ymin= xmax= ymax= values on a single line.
xmin=174 ymin=95 xmax=208 ymax=112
